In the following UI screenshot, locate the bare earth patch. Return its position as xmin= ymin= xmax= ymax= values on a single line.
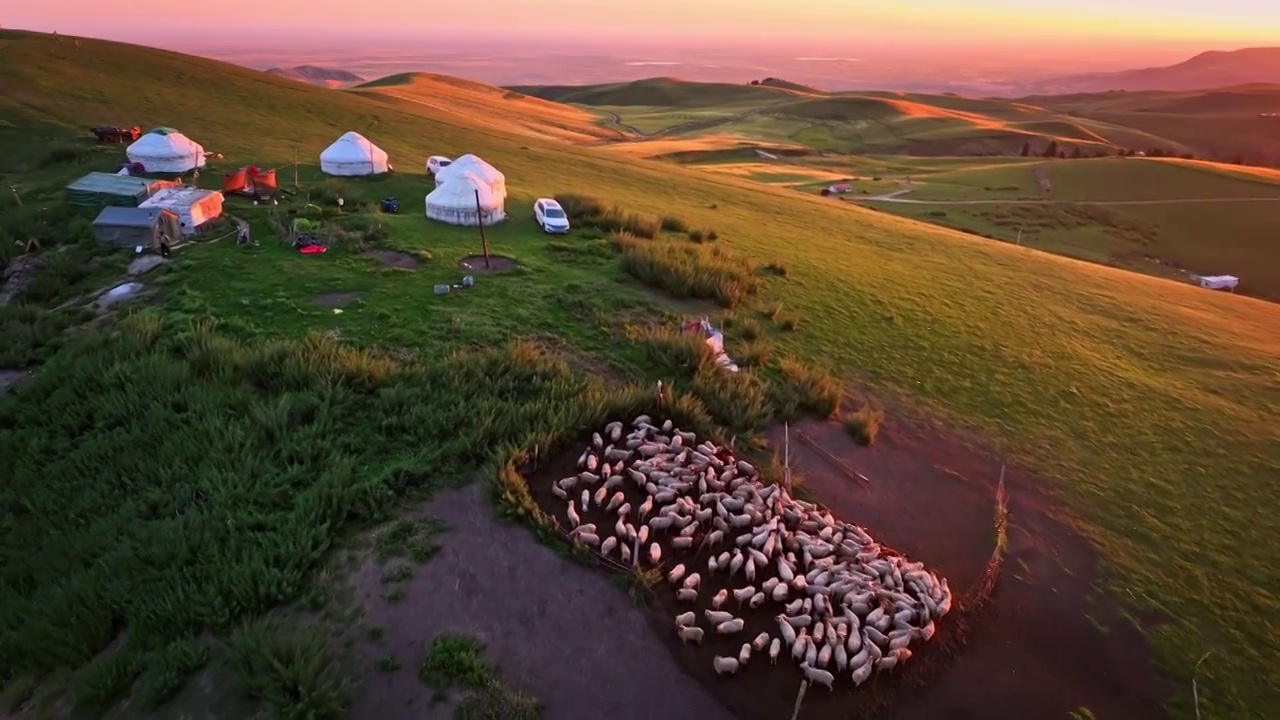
xmin=458 ymin=254 xmax=519 ymax=274
xmin=515 ymin=407 xmax=1171 ymax=720
xmin=0 ymin=369 xmax=32 ymax=394
xmin=762 ymin=411 xmax=1171 ymax=720
xmin=362 ymin=250 xmax=420 ymax=269
xmin=312 ymin=292 xmax=362 ymax=308
xmin=347 ymin=483 xmax=731 ymax=720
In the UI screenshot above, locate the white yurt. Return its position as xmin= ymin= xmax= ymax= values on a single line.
xmin=126 ymin=127 xmax=206 ymax=173
xmin=425 ymin=171 xmax=506 ymax=226
xmin=434 ymin=153 xmax=506 ymax=199
xmin=320 ymin=131 xmax=390 ymax=176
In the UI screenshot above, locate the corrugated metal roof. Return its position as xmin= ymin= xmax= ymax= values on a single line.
xmin=93 ymin=206 xmax=165 ymax=228
xmin=142 ymin=187 xmax=221 ymax=208
xmin=65 ymin=172 xmax=152 ymax=195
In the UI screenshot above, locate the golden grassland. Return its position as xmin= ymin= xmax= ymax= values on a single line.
xmin=0 ymin=30 xmax=1278 ymax=719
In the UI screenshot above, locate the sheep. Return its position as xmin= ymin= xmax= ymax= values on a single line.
xmin=551 ymin=420 xmax=951 ymax=688
xmin=800 ymin=662 xmax=835 ymax=690
xmin=715 ymin=618 xmax=745 ymax=635
xmin=674 ymin=611 xmax=695 ymax=627
xmin=712 ymin=656 xmax=740 ymax=677
xmin=704 ymin=609 xmax=735 ymax=625
xmin=751 ymin=632 xmax=770 ymax=650
xmin=668 ymin=564 xmax=686 ymax=584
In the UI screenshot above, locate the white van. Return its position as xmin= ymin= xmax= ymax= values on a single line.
xmin=426 ymin=155 xmax=453 ymax=176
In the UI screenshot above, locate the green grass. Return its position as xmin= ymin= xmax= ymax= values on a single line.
xmin=0 ymin=29 xmax=1278 ymax=720
xmin=910 ymin=157 xmax=1280 ymax=201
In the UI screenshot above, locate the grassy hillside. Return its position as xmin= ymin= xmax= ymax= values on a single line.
xmin=518 ymin=77 xmax=1197 ymax=156
xmin=510 ymin=76 xmax=800 ymax=107
xmin=1025 ymin=85 xmax=1280 ymax=165
xmin=353 ymin=72 xmax=623 ymax=144
xmin=1 ymin=30 xmax=1279 ymax=720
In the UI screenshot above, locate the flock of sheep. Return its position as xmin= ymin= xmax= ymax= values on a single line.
xmin=551 ymin=414 xmax=953 ymax=690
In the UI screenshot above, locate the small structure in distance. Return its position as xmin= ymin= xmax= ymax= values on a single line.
xmin=320 ymin=131 xmax=391 ymax=176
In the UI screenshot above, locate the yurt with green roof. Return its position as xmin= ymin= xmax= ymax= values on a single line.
xmin=126 ymin=127 xmax=206 ymax=173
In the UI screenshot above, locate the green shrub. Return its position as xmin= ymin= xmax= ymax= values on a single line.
xmin=660 ymin=215 xmax=689 ymax=233
xmin=226 ymin=620 xmax=349 ymax=720
xmin=610 ymin=232 xmax=760 ymax=308
xmin=843 ymin=406 xmax=883 ymax=446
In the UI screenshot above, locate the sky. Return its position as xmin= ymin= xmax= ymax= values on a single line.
xmin=5 ymin=0 xmax=1278 ymax=63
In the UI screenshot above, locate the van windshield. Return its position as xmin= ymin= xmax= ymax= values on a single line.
xmin=438 ymin=160 xmax=452 ymax=167
xmin=543 ymin=207 xmax=566 ymax=219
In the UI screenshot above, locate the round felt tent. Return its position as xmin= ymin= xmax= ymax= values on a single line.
xmin=425 ymin=171 xmax=506 ymax=226
xmin=320 ymin=131 xmax=391 ymax=176
xmin=125 ymin=127 xmax=206 ymax=173
xmin=434 ymin=154 xmax=506 ymax=199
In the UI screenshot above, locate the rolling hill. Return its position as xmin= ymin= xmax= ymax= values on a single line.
xmin=266 ymin=64 xmax=366 ymax=88
xmin=0 ymin=29 xmax=1278 ymax=720
xmin=354 ymin=72 xmax=623 ymax=144
xmin=1014 ymin=47 xmax=1280 ymax=94
xmin=1023 ymin=84 xmax=1280 ymax=165
xmin=509 ymin=76 xmax=804 ymax=107
xmin=520 ymin=76 xmax=1280 ymax=165
xmin=518 ymin=77 xmax=1191 ymax=155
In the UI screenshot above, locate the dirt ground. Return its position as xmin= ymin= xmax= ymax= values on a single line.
xmin=312 ymin=291 xmax=362 ymax=308
xmin=362 ymin=250 xmax=420 ymax=269
xmin=519 ymin=409 xmax=1172 ymax=720
xmin=458 ymin=254 xmax=518 ymax=274
xmin=346 ymin=483 xmax=732 ymax=720
xmin=762 ymin=412 xmax=1171 ymax=720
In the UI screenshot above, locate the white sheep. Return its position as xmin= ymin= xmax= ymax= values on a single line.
xmin=715 ymin=618 xmax=745 ymax=635
xmin=712 ymin=656 xmax=740 ymax=677
xmin=800 ymin=662 xmax=835 ymax=690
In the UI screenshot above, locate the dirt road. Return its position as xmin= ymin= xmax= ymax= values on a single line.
xmin=848 ymin=187 xmax=1280 ymax=205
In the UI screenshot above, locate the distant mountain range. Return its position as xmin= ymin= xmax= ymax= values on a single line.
xmin=265 ymin=65 xmax=365 ymax=88
xmin=1010 ymin=47 xmax=1280 ymax=95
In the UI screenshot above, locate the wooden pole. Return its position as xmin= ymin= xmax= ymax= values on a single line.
xmin=475 ymin=189 xmax=491 ymax=269
xmin=784 ymin=421 xmax=791 ymax=493
xmin=293 ymin=147 xmax=299 ymax=189
xmin=788 ymin=679 xmax=809 ymax=720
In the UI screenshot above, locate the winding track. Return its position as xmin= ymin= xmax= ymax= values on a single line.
xmin=845 ymin=187 xmax=1280 ymax=205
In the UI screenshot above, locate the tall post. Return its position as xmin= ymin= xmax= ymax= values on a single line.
xmin=293 ymin=146 xmax=299 ymax=189
xmin=784 ymin=421 xmax=791 ymax=493
xmin=475 ymin=189 xmax=491 ymax=269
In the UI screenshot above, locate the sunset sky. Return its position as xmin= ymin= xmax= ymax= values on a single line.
xmin=6 ymin=0 xmax=1277 ymax=61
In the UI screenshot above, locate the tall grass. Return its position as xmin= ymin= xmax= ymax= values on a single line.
xmin=0 ymin=313 xmax=612 ymax=712
xmin=610 ymin=232 xmax=761 ymax=308
xmin=554 ymin=193 xmax=661 ymax=238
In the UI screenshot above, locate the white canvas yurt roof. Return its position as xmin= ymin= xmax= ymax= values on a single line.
xmin=126 ymin=127 xmax=206 ymax=173
xmin=434 ymin=154 xmax=506 ymax=198
xmin=320 ymin=131 xmax=390 ymax=176
xmin=425 ymin=171 xmax=506 ymax=226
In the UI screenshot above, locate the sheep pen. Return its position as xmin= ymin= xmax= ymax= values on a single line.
xmin=517 ymin=413 xmax=958 ymax=718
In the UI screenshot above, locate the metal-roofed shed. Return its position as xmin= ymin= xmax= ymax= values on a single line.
xmin=92 ymin=206 xmax=182 ymax=248
xmin=65 ymin=172 xmax=177 ymax=208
